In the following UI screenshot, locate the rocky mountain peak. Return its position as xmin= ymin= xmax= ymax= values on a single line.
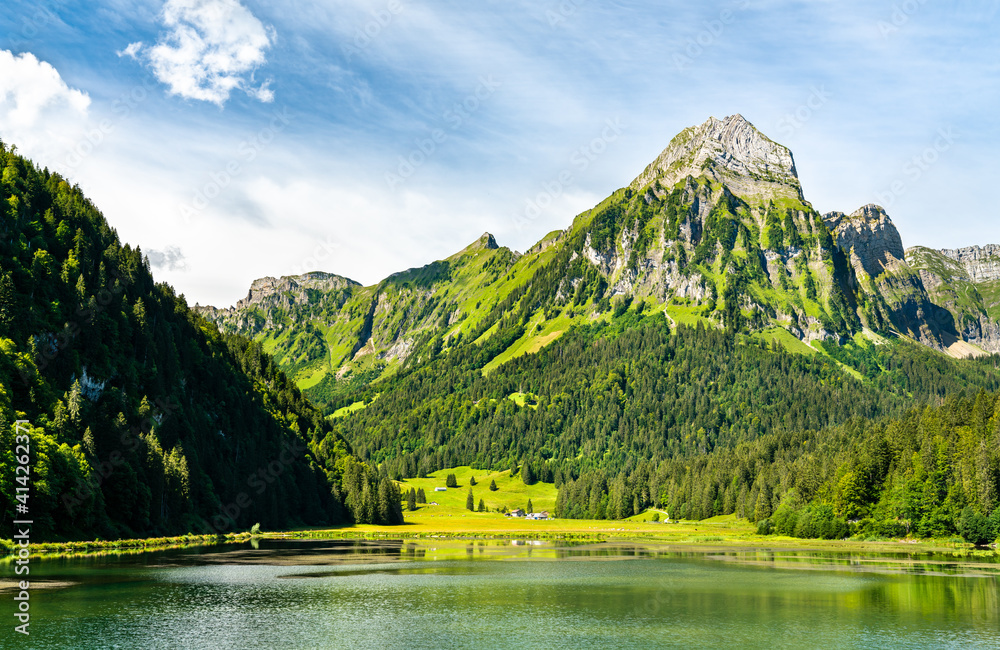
xmin=823 ymin=205 xmax=905 ymax=279
xmin=451 ymin=232 xmax=501 ymax=260
xmin=630 ymin=114 xmax=801 ymax=201
xmin=478 ymin=232 xmax=500 ymax=250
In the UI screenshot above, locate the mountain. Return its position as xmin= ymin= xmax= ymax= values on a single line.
xmin=907 ymin=245 xmax=1000 ymax=354
xmin=201 ymin=114 xmax=998 ymax=408
xmin=0 ymin=143 xmax=402 ymax=542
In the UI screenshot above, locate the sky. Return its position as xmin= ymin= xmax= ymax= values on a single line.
xmin=1 ymin=0 xmax=998 ymax=307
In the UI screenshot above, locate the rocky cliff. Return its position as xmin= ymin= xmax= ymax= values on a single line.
xmin=939 ymin=245 xmax=1000 ymax=283
xmin=823 ymin=205 xmax=906 ymax=279
xmin=907 ymin=246 xmax=1000 ymax=354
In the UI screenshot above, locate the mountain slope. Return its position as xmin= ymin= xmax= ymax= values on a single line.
xmin=0 ymin=143 xmax=402 ymax=541
xmin=202 ymin=114 xmax=1000 ymax=395
xmin=907 ymin=245 xmax=1000 ymax=354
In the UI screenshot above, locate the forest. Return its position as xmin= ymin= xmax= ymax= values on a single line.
xmin=0 ymin=143 xmax=402 ymax=541
xmin=327 ymin=307 xmax=1000 ymax=541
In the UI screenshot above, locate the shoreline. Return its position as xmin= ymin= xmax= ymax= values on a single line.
xmin=0 ymin=532 xmax=252 ymax=561
xmin=3 ymin=515 xmax=996 ymax=561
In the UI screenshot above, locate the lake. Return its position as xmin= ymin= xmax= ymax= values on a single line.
xmin=4 ymin=539 xmax=999 ymax=649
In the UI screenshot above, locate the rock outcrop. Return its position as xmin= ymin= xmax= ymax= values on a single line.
xmin=630 ymin=114 xmax=802 ymax=201
xmin=235 ymin=272 xmax=359 ymax=311
xmin=938 ymin=245 xmax=1000 ymax=283
xmin=824 ymin=205 xmax=905 ymax=279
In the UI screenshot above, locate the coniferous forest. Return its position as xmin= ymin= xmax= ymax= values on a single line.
xmin=0 ymin=143 xmax=402 ymax=541
xmin=324 ymin=309 xmax=1000 ymax=542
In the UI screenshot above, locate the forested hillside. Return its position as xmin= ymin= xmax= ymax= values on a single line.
xmin=325 ymin=306 xmax=1000 ymax=536
xmin=0 ymin=143 xmax=402 ymax=541
xmin=593 ymin=388 xmax=1000 ymax=545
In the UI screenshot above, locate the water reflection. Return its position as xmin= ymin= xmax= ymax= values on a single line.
xmin=16 ymin=539 xmax=1000 ymax=649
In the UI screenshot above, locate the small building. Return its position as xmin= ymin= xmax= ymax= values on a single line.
xmin=434 ymin=487 xmax=447 ymax=492
xmin=508 ymin=508 xmax=526 ymax=518
xmin=526 ymin=511 xmax=549 ymax=520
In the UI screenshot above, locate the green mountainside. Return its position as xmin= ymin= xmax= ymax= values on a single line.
xmin=197 ymin=114 xmax=1000 ymax=540
xmin=202 ymin=115 xmax=1000 ymax=402
xmin=0 ymin=143 xmax=402 ymax=542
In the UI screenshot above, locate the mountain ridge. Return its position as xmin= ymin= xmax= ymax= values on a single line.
xmin=196 ymin=114 xmax=1000 ymax=401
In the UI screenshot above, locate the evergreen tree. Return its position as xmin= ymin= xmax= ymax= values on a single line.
xmin=446 ymin=473 xmax=458 ymax=488
xmin=470 ymin=476 xmax=477 ymax=486
xmin=466 ymin=488 xmax=475 ymax=511
xmin=407 ymin=488 xmax=417 ymax=511
xmin=478 ymin=498 xmax=485 ymax=512
xmin=521 ymin=461 xmax=536 ymax=486
xmin=489 ymin=479 xmax=498 ymax=492
xmin=417 ymin=488 xmax=426 ymax=504
xmin=0 ymin=272 xmax=15 ymax=328
xmin=526 ymin=499 xmax=533 ymax=514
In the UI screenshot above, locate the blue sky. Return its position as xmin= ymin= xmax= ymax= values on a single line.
xmin=1 ymin=0 xmax=998 ymax=306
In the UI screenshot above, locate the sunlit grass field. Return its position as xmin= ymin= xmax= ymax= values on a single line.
xmin=395 ymin=466 xmax=558 ymax=517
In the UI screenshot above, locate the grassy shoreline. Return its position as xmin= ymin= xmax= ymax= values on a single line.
xmin=7 ymin=513 xmax=995 ymax=561
xmin=0 ymin=532 xmax=253 ymax=561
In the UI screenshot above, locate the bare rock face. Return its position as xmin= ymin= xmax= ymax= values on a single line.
xmin=236 ymin=272 xmax=359 ymax=310
xmin=630 ymin=114 xmax=801 ymax=201
xmin=824 ymin=205 xmax=905 ymax=279
xmin=906 ymin=245 xmax=1000 ymax=355
xmin=938 ymin=245 xmax=1000 ymax=283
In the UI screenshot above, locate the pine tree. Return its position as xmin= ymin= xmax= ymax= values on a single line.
xmin=446 ymin=473 xmax=458 ymax=488
xmin=407 ymin=488 xmax=417 ymax=511
xmin=522 ymin=461 xmax=536 ymax=486
xmin=0 ymin=272 xmax=15 ymax=329
xmin=417 ymin=488 xmax=426 ymax=504
xmin=466 ymin=488 xmax=475 ymax=511
xmin=470 ymin=476 xmax=477 ymax=486
xmin=478 ymin=498 xmax=485 ymax=512
xmin=526 ymin=499 xmax=533 ymax=514
xmin=489 ymin=479 xmax=498 ymax=492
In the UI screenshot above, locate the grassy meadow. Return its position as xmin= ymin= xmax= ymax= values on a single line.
xmin=396 ymin=466 xmax=558 ymax=517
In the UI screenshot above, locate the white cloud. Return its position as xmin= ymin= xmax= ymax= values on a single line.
xmin=147 ymin=245 xmax=188 ymax=271
xmin=136 ymin=0 xmax=276 ymax=105
xmin=0 ymin=50 xmax=90 ymax=161
xmin=118 ymin=41 xmax=144 ymax=59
